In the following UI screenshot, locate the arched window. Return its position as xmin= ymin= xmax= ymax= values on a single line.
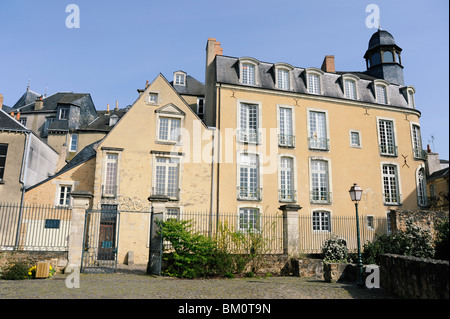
xmin=370 ymin=52 xmax=381 ymax=66
xmin=417 ymin=167 xmax=427 ymax=207
xmin=383 ymin=51 xmax=394 ymax=63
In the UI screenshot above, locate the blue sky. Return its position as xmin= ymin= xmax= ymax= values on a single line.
xmin=0 ymin=0 xmax=448 ymax=158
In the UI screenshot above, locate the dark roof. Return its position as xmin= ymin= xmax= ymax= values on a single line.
xmin=214 ymin=54 xmax=416 ymax=110
xmin=0 ymin=108 xmax=29 ymax=132
xmin=428 ymin=167 xmax=449 ymax=182
xmin=78 ymin=108 xmax=127 ymax=132
xmin=12 ymin=89 xmax=41 ymax=109
xmin=14 ymin=92 xmax=91 ymax=113
xmin=368 ymin=30 xmax=397 ymax=50
xmin=170 ymin=75 xmax=205 ymax=96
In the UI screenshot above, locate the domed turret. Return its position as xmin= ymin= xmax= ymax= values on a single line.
xmin=364 ymin=29 xmax=404 ymax=86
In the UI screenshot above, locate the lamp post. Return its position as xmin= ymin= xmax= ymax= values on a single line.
xmin=349 ymin=183 xmax=364 ymax=288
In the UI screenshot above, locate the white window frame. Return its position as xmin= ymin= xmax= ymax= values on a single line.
xmin=151 ymin=154 xmax=182 ymax=200
xmin=349 ymin=130 xmax=362 ymax=148
xmin=277 ymin=105 xmax=295 ymax=147
xmin=377 ymin=117 xmax=398 ymax=157
xmin=146 ymin=91 xmax=160 ymax=105
xmin=237 ymin=205 xmax=262 ymax=233
xmin=373 ymin=80 xmax=389 ymax=104
xmin=341 ymin=74 xmax=359 ymax=100
xmin=278 ymin=154 xmax=297 ymax=202
xmin=174 ymin=71 xmax=186 ymax=86
xmin=69 ymin=133 xmax=78 ymax=152
xmin=239 ymin=58 xmax=259 ymax=86
xmin=275 ymin=63 xmax=293 ymax=90
xmin=410 ymin=122 xmax=423 ymax=159
xmin=312 ymin=210 xmax=331 ymax=232
xmin=380 ymin=162 xmax=402 ymax=205
xmin=102 ymin=151 xmax=121 ymax=197
xmin=416 ymin=164 xmax=428 ymax=207
xmin=237 ymin=151 xmax=262 ymax=201
xmin=156 ymin=115 xmax=182 ymax=144
xmin=366 ymin=215 xmax=375 ymax=230
xmin=307 ymin=108 xmax=330 ymax=151
xmin=237 ymin=100 xmax=262 ymax=144
xmin=55 ymin=182 xmax=74 ymax=207
xmin=305 ymin=68 xmax=324 ymax=95
xmin=406 ymin=86 xmax=416 ymax=108
xmin=309 ymin=157 xmax=332 ymax=204
xmin=59 ymin=107 xmax=69 ymax=120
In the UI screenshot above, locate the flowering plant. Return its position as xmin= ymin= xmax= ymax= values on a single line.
xmin=321 ymin=235 xmax=348 ymax=263
xmin=27 ymin=264 xmax=56 ymax=279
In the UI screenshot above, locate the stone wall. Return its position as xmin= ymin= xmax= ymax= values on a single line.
xmin=379 ymin=254 xmax=449 ymax=299
xmin=0 ymin=251 xmax=68 ymax=273
xmin=390 ymin=209 xmax=449 ymax=240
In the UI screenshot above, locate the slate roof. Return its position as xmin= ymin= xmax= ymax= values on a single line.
xmin=0 ymin=108 xmax=29 ymax=131
xmin=14 ymin=92 xmax=91 ymax=113
xmin=170 ymin=74 xmax=205 ymax=96
xmin=428 ymin=167 xmax=449 ymax=182
xmin=214 ymin=54 xmax=416 ymax=110
xmin=12 ymin=89 xmax=41 ymax=110
xmin=368 ymin=30 xmax=398 ymax=50
xmin=79 ymin=108 xmax=128 ymax=132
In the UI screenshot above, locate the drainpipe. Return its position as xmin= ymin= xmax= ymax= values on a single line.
xmin=15 ymin=130 xmax=31 ymax=249
xmin=208 ymin=126 xmax=216 ymax=237
xmin=215 ymin=84 xmax=222 ymax=232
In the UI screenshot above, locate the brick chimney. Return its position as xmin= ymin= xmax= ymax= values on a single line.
xmin=0 ymin=94 xmax=4 ymax=110
xmin=34 ymin=95 xmax=44 ymax=110
xmin=321 ymin=55 xmax=335 ymax=73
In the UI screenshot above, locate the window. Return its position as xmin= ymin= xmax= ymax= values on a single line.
xmin=158 ymin=117 xmax=181 ymax=142
xmin=375 ymin=85 xmax=387 ymax=104
xmin=349 ymin=130 xmax=361 ymax=148
xmin=370 ymin=52 xmax=381 ymax=67
xmin=308 ymin=110 xmax=329 ymax=150
xmin=408 ymin=90 xmax=415 ymax=108
xmin=279 ymin=157 xmax=295 ymax=202
xmin=69 ymin=134 xmax=78 ymax=152
xmin=278 ymin=106 xmax=294 ymax=147
xmin=242 ymin=63 xmax=255 ymax=85
xmin=109 ymin=115 xmax=118 ymax=127
xmin=166 ymin=208 xmax=180 ymax=220
xmin=239 ymin=207 xmax=260 ymax=232
xmin=197 ymin=98 xmax=205 ymax=120
xmin=417 ymin=168 xmax=427 ymax=207
xmin=310 ymin=159 xmax=331 ymax=204
xmin=277 ymin=68 xmax=290 ymax=90
xmin=344 ymin=79 xmax=357 ymax=100
xmin=45 ymin=219 xmax=61 ymax=229
xmin=59 ymin=107 xmax=69 ymax=120
xmin=44 ymin=117 xmax=56 ymax=135
xmin=0 ymin=144 xmax=8 ymax=182
xmin=19 ymin=117 xmax=27 ymax=126
xmin=238 ymin=153 xmax=261 ymax=201
xmin=378 ymin=119 xmax=397 ymax=156
xmin=383 ymin=51 xmax=394 ymax=63
xmin=174 ymin=72 xmax=186 ymax=86
xmin=103 ymin=153 xmax=118 ymax=197
xmin=307 ymin=73 xmax=321 ymax=94
xmin=382 ymin=164 xmax=401 ymax=205
xmin=312 ymin=211 xmax=331 ymax=232
xmin=148 ymin=92 xmax=159 ymax=104
xmin=411 ymin=124 xmax=423 ymax=159
xmin=154 ymin=157 xmax=180 ymax=199
xmin=59 ymin=185 xmax=72 ymax=206
xmin=366 ymin=216 xmax=374 ymax=230
xmin=238 ymin=103 xmax=260 ymax=144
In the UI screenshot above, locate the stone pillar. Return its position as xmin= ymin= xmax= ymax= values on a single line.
xmin=279 ymin=204 xmax=302 ymax=258
xmin=67 ymin=191 xmax=93 ymax=270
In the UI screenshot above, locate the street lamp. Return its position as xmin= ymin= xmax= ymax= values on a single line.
xmin=349 ymin=183 xmax=364 ymax=288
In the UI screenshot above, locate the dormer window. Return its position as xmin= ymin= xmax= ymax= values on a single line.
xmin=174 ymin=71 xmax=186 ymax=86
xmin=109 ymin=114 xmax=118 ymax=127
xmin=59 ymin=106 xmax=69 ymax=120
xmin=373 ymin=80 xmax=389 ymax=104
xmin=275 ymin=63 xmax=293 ymax=90
xmin=306 ymin=69 xmax=323 ymax=95
xmin=341 ymin=74 xmax=359 ymax=100
xmin=406 ymin=87 xmax=416 ymax=108
xmin=239 ymin=58 xmax=259 ymax=86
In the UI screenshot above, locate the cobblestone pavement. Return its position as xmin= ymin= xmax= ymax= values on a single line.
xmin=0 ymin=268 xmax=397 ymax=300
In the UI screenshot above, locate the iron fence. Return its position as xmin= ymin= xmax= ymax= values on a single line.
xmin=0 ymin=203 xmax=71 ymax=251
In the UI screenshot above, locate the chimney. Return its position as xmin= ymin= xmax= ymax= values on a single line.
xmin=106 ymin=104 xmax=110 ymax=115
xmin=427 ymin=144 xmax=432 ymax=153
xmin=0 ymin=94 xmax=3 ymax=110
xmin=115 ymin=100 xmax=119 ymax=111
xmin=206 ymin=38 xmax=223 ymax=68
xmin=321 ymin=55 xmax=335 ymax=73
xmin=34 ymin=95 xmax=44 ymax=110
xmin=16 ymin=112 xmax=20 ymax=121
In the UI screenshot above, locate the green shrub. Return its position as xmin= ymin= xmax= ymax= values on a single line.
xmin=1 ymin=261 xmax=31 ymax=280
xmin=434 ymin=218 xmax=449 ymax=261
xmin=321 ymin=235 xmax=348 ymax=263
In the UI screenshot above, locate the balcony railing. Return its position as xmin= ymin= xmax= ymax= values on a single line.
xmin=379 ymin=144 xmax=398 ymax=157
xmin=308 ymin=137 xmax=329 ymax=151
xmin=279 ymin=189 xmax=297 ymax=202
xmin=383 ymin=193 xmax=402 ymax=205
xmin=102 ymin=185 xmax=117 ymax=198
xmin=413 ymin=148 xmax=427 ymax=160
xmin=278 ymin=134 xmax=295 ymax=148
xmin=310 ymin=191 xmax=332 ymax=204
xmin=237 ymin=186 xmax=263 ymax=201
xmin=151 ymin=187 xmax=180 ymax=201
xmin=237 ymin=129 xmax=261 ymax=144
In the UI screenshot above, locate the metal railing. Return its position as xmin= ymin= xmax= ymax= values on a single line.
xmin=379 ymin=144 xmax=398 ymax=157
xmin=236 ymin=129 xmax=261 ymax=144
xmin=310 ymin=191 xmax=332 ymax=204
xmin=151 ymin=187 xmax=180 ymax=200
xmin=413 ymin=148 xmax=427 ymax=160
xmin=382 ymin=193 xmax=402 ymax=205
xmin=237 ymin=186 xmax=263 ymax=201
xmin=0 ymin=203 xmax=72 ymax=251
xmin=278 ymin=134 xmax=295 ymax=148
xmin=308 ymin=137 xmax=329 ymax=151
xmin=278 ymin=189 xmax=297 ymax=202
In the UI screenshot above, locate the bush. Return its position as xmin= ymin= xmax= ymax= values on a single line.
xmin=434 ymin=218 xmax=449 ymax=261
xmin=321 ymin=235 xmax=348 ymax=263
xmin=1 ymin=262 xmax=31 ymax=280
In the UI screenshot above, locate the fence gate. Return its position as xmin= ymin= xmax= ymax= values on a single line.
xmin=147 ymin=212 xmax=164 ymax=275
xmin=81 ymin=207 xmax=120 ymax=273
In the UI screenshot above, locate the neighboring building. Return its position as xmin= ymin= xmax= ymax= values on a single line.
xmin=0 ymin=108 xmax=59 ymax=203
xmin=426 ymin=146 xmax=449 ymax=210
xmin=170 ymin=70 xmax=206 ymax=121
xmin=204 ymin=29 xmax=427 ymax=222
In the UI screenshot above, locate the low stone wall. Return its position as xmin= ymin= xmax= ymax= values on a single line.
xmin=0 ymin=251 xmax=68 ymax=273
xmin=379 ymin=254 xmax=449 ymax=299
xmin=291 ymin=258 xmax=323 ymax=278
xmin=390 ymin=209 xmax=449 ymax=240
